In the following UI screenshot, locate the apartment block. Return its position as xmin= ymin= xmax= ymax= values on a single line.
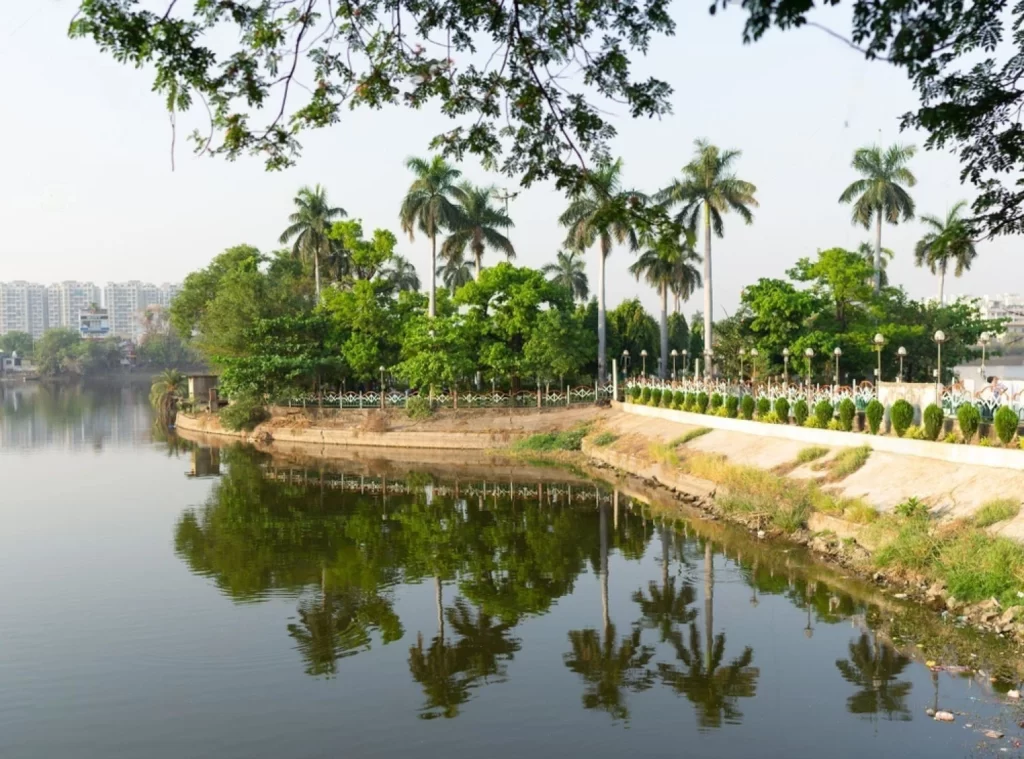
xmin=0 ymin=282 xmax=49 ymax=339
xmin=47 ymin=281 xmax=102 ymax=330
xmin=102 ymin=281 xmax=180 ymax=338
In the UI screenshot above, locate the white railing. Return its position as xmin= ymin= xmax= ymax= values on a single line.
xmin=282 ymin=383 xmax=615 ymax=410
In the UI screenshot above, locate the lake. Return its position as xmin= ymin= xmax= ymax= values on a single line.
xmin=2 ymin=381 xmax=1023 ymax=758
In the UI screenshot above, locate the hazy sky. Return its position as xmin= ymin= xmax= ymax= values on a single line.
xmin=2 ymin=2 xmax=1019 ymax=317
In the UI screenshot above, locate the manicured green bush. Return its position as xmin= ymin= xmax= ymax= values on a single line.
xmin=741 ymin=395 xmax=755 ymax=420
xmin=890 ymin=399 xmax=914 ymax=438
xmin=673 ymin=390 xmax=686 ymax=409
xmin=640 ymin=387 xmax=651 ymax=404
xmin=838 ymin=398 xmax=856 ymax=432
xmin=994 ymin=405 xmax=1020 ymax=446
xmin=710 ymin=392 xmax=723 ymax=410
xmin=219 ymin=395 xmax=269 ymax=431
xmin=650 ymin=388 xmax=662 ymax=407
xmin=756 ymin=397 xmax=771 ymax=419
xmin=660 ymin=388 xmax=672 ymax=407
xmin=957 ymin=403 xmax=981 ymax=443
xmin=865 ymin=399 xmax=884 ymax=435
xmin=792 ymin=399 xmax=809 ymax=427
xmin=629 ymin=385 xmax=642 ymax=402
xmin=683 ymin=392 xmax=695 ymax=411
xmin=814 ymin=399 xmax=834 ymax=428
xmin=725 ymin=395 xmax=739 ymax=418
xmin=696 ymin=391 xmax=710 ymax=414
xmin=923 ymin=404 xmax=944 ymax=441
xmin=773 ymin=397 xmax=790 ymax=423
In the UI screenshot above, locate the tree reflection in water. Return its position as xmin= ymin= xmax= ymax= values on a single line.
xmin=835 ymin=633 xmax=913 ymax=721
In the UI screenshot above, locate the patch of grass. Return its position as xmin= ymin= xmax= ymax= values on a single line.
xmin=592 ymin=431 xmax=619 ymax=447
xmin=513 ymin=425 xmax=590 ymax=452
xmin=796 ymin=446 xmax=829 ymax=464
xmin=816 ymin=445 xmax=871 ymax=481
xmin=843 ymin=501 xmax=880 ymax=524
xmin=874 ymin=516 xmax=939 ymax=572
xmin=974 ymin=498 xmax=1021 ymax=528
xmin=669 ymin=427 xmax=713 ymax=447
xmin=648 ymin=442 xmax=680 ymax=467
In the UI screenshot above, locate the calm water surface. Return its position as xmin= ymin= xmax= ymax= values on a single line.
xmin=2 ymin=382 xmax=1024 ymax=758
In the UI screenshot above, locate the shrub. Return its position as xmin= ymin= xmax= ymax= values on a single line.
xmin=696 ymin=392 xmax=710 ymax=414
xmin=979 ymin=436 xmax=993 ymax=447
xmin=756 ymin=397 xmax=771 ymax=419
xmin=792 ymin=399 xmax=809 ymax=427
xmin=725 ymin=395 xmax=739 ymax=418
xmin=838 ymin=398 xmax=856 ymax=432
xmin=710 ymin=392 xmax=724 ymax=411
xmin=895 ymin=496 xmax=929 ymax=519
xmin=673 ymin=390 xmax=686 ymax=409
xmin=683 ymin=392 xmax=695 ymax=411
xmin=650 ymin=388 xmax=663 ymax=407
xmin=865 ymin=399 xmax=884 ymax=435
xmin=827 ymin=418 xmax=842 ymax=431
xmin=661 ymin=388 xmax=673 ymax=407
xmin=629 ymin=385 xmax=642 ymax=402
xmin=943 ymin=431 xmax=959 ymax=444
xmin=592 ymin=431 xmax=619 ymax=447
xmin=922 ymin=403 xmax=944 ymax=441
xmin=714 ymin=406 xmax=730 ymax=417
xmin=761 ymin=411 xmax=781 ymax=424
xmin=890 ymin=399 xmax=914 ymax=438
xmin=803 ymin=416 xmax=824 ymax=429
xmin=219 ymin=395 xmax=269 ymax=431
xmin=994 ymin=405 xmax=1019 ymax=446
xmin=774 ymin=397 xmax=790 ymax=423
xmin=974 ymin=498 xmax=1021 ymax=528
xmin=406 ymin=395 xmax=433 ymax=420
xmin=514 ymin=425 xmax=589 ymax=452
xmin=814 ymin=399 xmax=834 ymax=428
xmin=741 ymin=395 xmax=755 ymax=420
xmin=957 ymin=403 xmax=981 ymax=443
xmin=904 ymin=425 xmax=925 ymax=440
xmin=640 ymin=387 xmax=651 ymax=404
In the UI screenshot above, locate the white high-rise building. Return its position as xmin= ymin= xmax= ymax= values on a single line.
xmin=102 ymin=281 xmax=180 ymax=338
xmin=976 ymin=294 xmax=1024 ymax=345
xmin=0 ymin=282 xmax=49 ymax=339
xmin=47 ymin=281 xmax=102 ymax=330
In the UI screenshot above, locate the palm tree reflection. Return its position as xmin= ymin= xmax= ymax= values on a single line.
xmin=835 ymin=633 xmax=912 ymax=721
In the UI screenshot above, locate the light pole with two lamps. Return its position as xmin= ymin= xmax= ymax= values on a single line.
xmin=750 ymin=348 xmax=759 ymax=384
xmin=934 ymin=330 xmax=947 ymax=397
xmin=640 ymin=349 xmax=648 ymax=377
xmin=832 ymin=347 xmax=842 ymax=385
xmin=873 ymin=333 xmax=885 ymax=383
xmin=621 ymin=350 xmax=630 ymax=377
xmin=671 ymin=349 xmax=678 ymax=379
xmin=804 ymin=348 xmax=814 ymax=386
xmin=897 ymin=346 xmax=907 ymax=382
xmin=782 ymin=348 xmax=790 ymax=385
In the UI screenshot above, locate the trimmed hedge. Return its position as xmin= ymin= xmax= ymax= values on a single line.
xmin=773 ymin=397 xmax=790 ymax=423
xmin=756 ymin=397 xmax=771 ymax=419
xmin=696 ymin=392 xmax=710 ymax=414
xmin=891 ymin=399 xmax=914 ymax=438
xmin=923 ymin=404 xmax=944 ymax=441
xmin=838 ymin=398 xmax=856 ymax=432
xmin=741 ymin=395 xmax=755 ymax=420
xmin=865 ymin=399 xmax=884 ymax=435
xmin=995 ymin=405 xmax=1019 ymax=445
xmin=725 ymin=395 xmax=739 ymax=418
xmin=792 ymin=399 xmax=809 ymax=427
xmin=957 ymin=403 xmax=981 ymax=443
xmin=814 ymin=399 xmax=834 ymax=428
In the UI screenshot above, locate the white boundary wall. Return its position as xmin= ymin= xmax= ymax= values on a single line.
xmin=614 ymin=401 xmax=1024 ymax=472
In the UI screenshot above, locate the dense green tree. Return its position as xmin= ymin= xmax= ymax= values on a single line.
xmin=787 ymin=248 xmax=874 ymax=331
xmin=327 ymin=220 xmax=400 ymax=285
xmin=441 ymin=183 xmax=515 ymax=281
xmin=607 ymin=298 xmax=659 ymax=376
xmin=914 ymin=201 xmax=978 ymax=305
xmin=280 ymin=184 xmax=347 ymax=300
xmin=0 ymin=331 xmax=33 ymax=357
xmin=658 ymin=140 xmax=757 ymax=368
xmin=541 ymin=250 xmax=589 ymax=303
xmin=33 ymin=329 xmax=85 ymax=376
xmin=560 ymin=159 xmax=640 ymax=382
xmin=395 ymin=313 xmax=476 ymax=392
xmin=170 ymin=245 xmax=266 ymax=340
xmin=838 ymin=144 xmax=917 ymax=294
xmin=400 ymin=156 xmax=465 ymax=319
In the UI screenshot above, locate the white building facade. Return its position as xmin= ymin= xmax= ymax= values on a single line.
xmin=0 ymin=282 xmax=49 ymax=339
xmin=47 ymin=281 xmax=102 ymax=330
xmin=102 ymin=282 xmax=180 ymax=339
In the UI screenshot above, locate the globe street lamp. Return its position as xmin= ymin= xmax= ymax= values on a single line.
xmin=379 ymin=365 xmax=386 ymax=409
xmin=980 ymin=332 xmax=990 ymax=377
xmin=934 ymin=330 xmax=947 ymax=397
xmin=671 ymin=348 xmax=678 ymax=379
xmin=682 ymin=349 xmax=689 ymax=375
xmin=804 ymin=347 xmax=814 ymax=386
xmin=739 ymin=348 xmax=746 ymax=382
xmin=782 ymin=348 xmax=791 ymax=385
xmin=621 ymin=349 xmax=630 ymax=377
xmin=873 ymin=333 xmax=885 ymax=383
xmin=897 ymin=346 xmax=907 ymax=382
xmin=833 ymin=346 xmax=842 ymax=386
xmin=640 ymin=349 xmax=648 ymax=377
xmin=750 ymin=348 xmax=759 ymax=384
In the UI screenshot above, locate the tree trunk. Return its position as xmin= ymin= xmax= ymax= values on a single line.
xmin=703 ymin=204 xmax=713 ymax=376
xmin=598 ymin=248 xmax=607 ymax=383
xmin=659 ymin=282 xmax=668 ymax=379
xmin=474 ymin=242 xmax=482 ymax=282
xmin=429 ymin=233 xmax=437 ymax=318
xmin=873 ymin=208 xmax=883 ymax=295
xmin=600 ymin=502 xmax=609 ymax=632
xmin=937 ymin=260 xmax=946 ymax=305
xmin=704 ymin=540 xmax=714 ymax=671
xmin=314 ymin=248 xmax=322 ymax=302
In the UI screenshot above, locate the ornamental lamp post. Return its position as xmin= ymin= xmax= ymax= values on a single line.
xmin=980 ymin=332 xmax=990 ymax=377
xmin=750 ymin=348 xmax=759 ymax=384
xmin=739 ymin=348 xmax=746 ymax=382
xmin=640 ymin=349 xmax=648 ymax=377
xmin=671 ymin=349 xmax=678 ymax=379
xmin=621 ymin=349 xmax=630 ymax=377
xmin=379 ymin=365 xmax=386 ymax=409
xmin=682 ymin=349 xmax=689 ymax=375
xmin=804 ymin=347 xmax=814 ymax=386
xmin=873 ymin=333 xmax=885 ymax=383
xmin=782 ymin=348 xmax=790 ymax=386
xmin=897 ymin=346 xmax=907 ymax=382
xmin=934 ymin=330 xmax=947 ymax=397
xmin=833 ymin=346 xmax=842 ymax=386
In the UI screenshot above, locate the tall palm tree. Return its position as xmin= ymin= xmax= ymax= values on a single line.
xmin=839 ymin=143 xmax=917 ymax=294
xmin=559 ymin=159 xmax=640 ymax=382
xmin=437 ymin=254 xmax=475 ymax=294
xmin=541 ymin=249 xmax=590 ymax=302
xmin=399 ymin=156 xmax=465 ymax=317
xmin=149 ymin=368 xmax=186 ymax=414
xmin=279 ymin=184 xmax=347 ymax=300
xmin=383 ymin=254 xmax=421 ymax=293
xmin=914 ymin=201 xmax=978 ymax=304
xmin=856 ymin=241 xmax=894 ymax=288
xmin=441 ymin=183 xmax=515 ymax=280
xmin=658 ymin=140 xmax=758 ymax=373
xmin=629 ymin=238 xmax=702 ymax=378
